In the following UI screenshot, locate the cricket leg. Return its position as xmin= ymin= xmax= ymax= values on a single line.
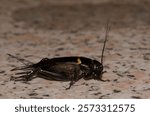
xmin=10 ymin=68 xmax=39 ymax=81
xmin=99 ymin=71 xmax=110 ymax=82
xmin=65 ymin=65 xmax=79 ymax=90
xmin=38 ymin=69 xmax=64 ymax=81
xmin=65 ymin=81 xmax=75 ymax=90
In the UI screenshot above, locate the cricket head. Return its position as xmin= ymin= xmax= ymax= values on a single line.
xmin=92 ymin=60 xmax=103 ymax=80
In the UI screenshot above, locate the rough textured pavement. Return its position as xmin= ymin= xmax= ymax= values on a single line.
xmin=0 ymin=0 xmax=150 ymax=98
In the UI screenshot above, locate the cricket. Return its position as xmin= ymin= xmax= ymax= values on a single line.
xmin=8 ymin=23 xmax=110 ymax=89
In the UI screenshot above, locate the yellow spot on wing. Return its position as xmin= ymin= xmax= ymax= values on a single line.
xmin=77 ymin=58 xmax=81 ymax=64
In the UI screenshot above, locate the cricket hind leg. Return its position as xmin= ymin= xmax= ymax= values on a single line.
xmin=38 ymin=67 xmax=79 ymax=90
xmin=10 ymin=68 xmax=39 ymax=81
xmin=37 ymin=69 xmax=76 ymax=90
xmin=37 ymin=69 xmax=65 ymax=81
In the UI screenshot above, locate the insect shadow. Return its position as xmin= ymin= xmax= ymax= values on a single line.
xmin=8 ymin=23 xmax=110 ymax=90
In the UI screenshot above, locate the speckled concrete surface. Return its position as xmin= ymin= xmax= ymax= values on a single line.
xmin=0 ymin=0 xmax=150 ymax=98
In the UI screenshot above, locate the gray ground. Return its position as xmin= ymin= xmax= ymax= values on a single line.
xmin=0 ymin=0 xmax=150 ymax=98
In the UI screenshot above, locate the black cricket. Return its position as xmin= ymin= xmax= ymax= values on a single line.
xmin=8 ymin=24 xmax=110 ymax=89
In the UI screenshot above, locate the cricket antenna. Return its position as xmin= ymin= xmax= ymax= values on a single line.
xmin=101 ymin=21 xmax=110 ymax=64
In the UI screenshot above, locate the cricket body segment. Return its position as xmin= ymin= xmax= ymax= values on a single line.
xmin=9 ymin=23 xmax=110 ymax=89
